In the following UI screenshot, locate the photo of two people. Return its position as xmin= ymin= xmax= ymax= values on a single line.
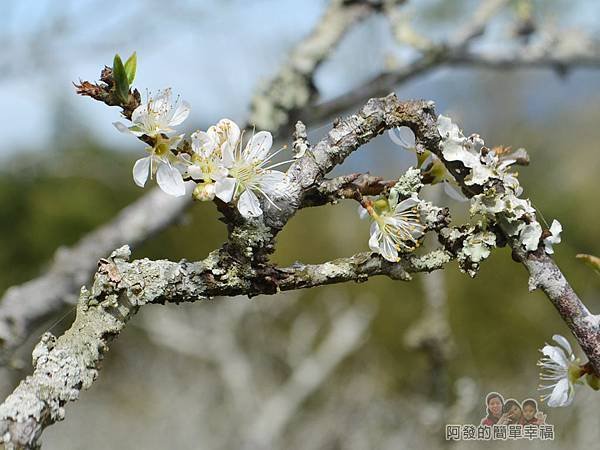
xmin=481 ymin=392 xmax=547 ymax=427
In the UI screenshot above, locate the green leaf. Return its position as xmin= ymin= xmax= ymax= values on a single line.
xmin=576 ymin=253 xmax=600 ymax=275
xmin=112 ymin=54 xmax=130 ymax=103
xmin=416 ymin=150 xmax=430 ymax=168
xmin=124 ymin=52 xmax=137 ymax=84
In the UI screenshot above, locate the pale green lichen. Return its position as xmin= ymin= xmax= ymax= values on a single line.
xmin=520 ymin=222 xmax=543 ymax=252
xmin=406 ymin=250 xmax=452 ymax=273
xmin=389 ymin=167 xmax=423 ymax=202
xmin=319 ymin=262 xmax=352 ymax=279
xmin=437 ymin=115 xmax=548 ymax=255
xmin=459 ymin=230 xmax=496 ymax=266
xmin=441 ymin=224 xmax=496 ymax=277
xmin=229 ymin=220 xmax=273 ymax=258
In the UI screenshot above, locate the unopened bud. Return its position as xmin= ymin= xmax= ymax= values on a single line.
xmin=193 ymin=182 xmax=215 ymax=201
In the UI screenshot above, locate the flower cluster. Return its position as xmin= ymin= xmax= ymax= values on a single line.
xmin=114 ymin=90 xmax=291 ymax=218
xmin=437 ymin=115 xmax=562 ymax=255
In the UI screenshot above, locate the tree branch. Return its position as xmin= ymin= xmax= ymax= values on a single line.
xmin=244 ymin=304 xmax=375 ymax=450
xmin=1 ymin=91 xmax=597 ymax=448
xmin=248 ymin=0 xmax=383 ymax=133
xmin=0 ymin=186 xmax=191 ymax=366
xmin=0 ymin=240 xmax=448 ymax=448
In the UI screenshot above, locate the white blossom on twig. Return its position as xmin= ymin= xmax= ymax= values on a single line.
xmin=219 ymin=126 xmax=292 ymax=218
xmin=113 ymin=88 xmax=190 ymax=138
xmin=538 ymin=334 xmax=583 ymax=407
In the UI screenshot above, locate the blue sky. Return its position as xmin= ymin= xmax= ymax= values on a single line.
xmin=1 ymin=0 xmax=599 ymax=157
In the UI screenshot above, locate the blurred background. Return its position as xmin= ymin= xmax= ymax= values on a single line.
xmin=1 ymin=0 xmax=600 ymax=448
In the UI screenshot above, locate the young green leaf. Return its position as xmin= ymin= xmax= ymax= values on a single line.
xmin=124 ymin=52 xmax=137 ymax=84
xmin=576 ymin=253 xmax=600 ymax=275
xmin=112 ymin=54 xmax=130 ymax=103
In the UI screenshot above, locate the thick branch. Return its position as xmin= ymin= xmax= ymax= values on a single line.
xmin=0 ymin=187 xmax=191 ymax=366
xmin=0 ymin=243 xmax=449 ymax=448
xmin=514 ymin=245 xmax=600 ymax=375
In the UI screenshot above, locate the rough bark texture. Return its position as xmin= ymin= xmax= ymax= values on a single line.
xmin=0 ymin=188 xmax=191 ymax=366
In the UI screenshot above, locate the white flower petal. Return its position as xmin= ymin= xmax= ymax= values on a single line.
xmin=547 ymin=378 xmax=572 ymax=407
xmin=217 ymin=119 xmax=241 ymax=144
xmin=245 ymin=131 xmax=273 ymax=161
xmin=358 ymin=205 xmax=369 ymax=220
xmin=259 ymin=170 xmax=289 ymax=199
xmin=131 ymin=104 xmax=148 ymax=125
xmin=380 ymin=235 xmax=398 ymax=262
xmin=443 ymin=181 xmax=469 ymax=202
xmin=214 ymin=119 xmax=241 ymax=160
xmin=169 ymin=101 xmax=191 ymax=127
xmin=237 ymin=189 xmax=262 ymax=217
xmin=215 ymin=177 xmax=237 ymax=203
xmin=132 ymin=157 xmax=151 ymax=188
xmin=213 ymin=165 xmax=229 ymax=181
xmin=191 ymin=131 xmax=216 ymax=157
xmin=395 ymin=197 xmax=420 ymax=212
xmin=153 ymin=88 xmax=171 ymax=105
xmin=187 ymin=165 xmax=203 ymax=181
xmin=388 ymin=126 xmax=416 ymax=149
xmin=156 ymin=163 xmax=186 ymax=197
xmin=221 ymin=144 xmax=235 ymax=168
xmin=541 ymin=345 xmax=568 ymax=368
xmin=552 ymin=334 xmax=573 ymax=357
xmin=368 ymin=222 xmax=381 ymax=253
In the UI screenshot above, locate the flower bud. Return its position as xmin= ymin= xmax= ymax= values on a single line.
xmin=193 ymin=182 xmax=215 ymax=201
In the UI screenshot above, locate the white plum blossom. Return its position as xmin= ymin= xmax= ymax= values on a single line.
xmin=113 ymin=88 xmax=191 ymax=196
xmin=132 ymin=134 xmax=186 ymax=197
xmin=360 ymin=196 xmax=425 ymax=262
xmin=538 ymin=334 xmax=583 ymax=407
xmin=179 ymin=129 xmax=234 ymax=201
xmin=206 ymin=118 xmax=242 ymax=158
xmin=544 ymin=220 xmax=563 ymax=255
xmin=114 ymin=88 xmax=190 ymax=138
xmin=219 ymin=128 xmax=292 ymax=218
